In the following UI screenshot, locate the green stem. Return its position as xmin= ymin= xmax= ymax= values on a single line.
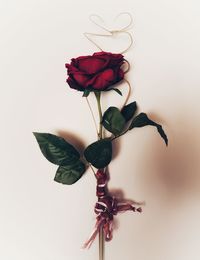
xmin=95 ymin=91 xmax=103 ymax=140
xmin=95 ymin=91 xmax=104 ymax=260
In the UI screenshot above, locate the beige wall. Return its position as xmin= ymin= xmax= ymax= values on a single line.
xmin=1 ymin=0 xmax=200 ymax=259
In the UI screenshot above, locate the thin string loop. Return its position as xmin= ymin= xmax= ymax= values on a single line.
xmin=121 ymin=79 xmax=132 ymax=109
xmin=89 ymin=14 xmax=111 ymax=33
xmin=123 ymin=59 xmax=130 ymax=74
xmin=114 ymin=12 xmax=133 ymax=31
xmin=84 ymin=12 xmax=133 ymax=54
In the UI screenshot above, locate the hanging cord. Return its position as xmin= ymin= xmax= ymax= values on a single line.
xmin=120 ymin=78 xmax=132 ymax=110
xmin=84 ymin=13 xmax=133 ymax=135
xmin=84 ymin=12 xmax=133 ymax=54
xmin=123 ymin=59 xmax=131 ymax=74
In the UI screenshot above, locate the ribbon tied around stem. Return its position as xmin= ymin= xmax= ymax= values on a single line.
xmin=83 ymin=169 xmax=143 ymax=249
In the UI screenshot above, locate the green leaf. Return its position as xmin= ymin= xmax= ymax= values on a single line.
xmin=33 ymin=132 xmax=80 ymax=165
xmin=112 ymin=88 xmax=123 ymax=96
xmin=106 ymin=88 xmax=123 ymax=96
xmin=84 ymin=139 xmax=112 ymax=168
xmin=82 ymin=89 xmax=90 ymax=97
xmin=102 ymin=107 xmax=126 ymax=135
xmin=121 ymin=101 xmax=137 ymax=122
xmin=129 ymin=113 xmax=168 ymax=146
xmin=54 ymin=160 xmax=86 ymax=185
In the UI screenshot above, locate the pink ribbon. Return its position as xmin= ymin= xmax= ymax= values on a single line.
xmin=83 ymin=169 xmax=142 ymax=249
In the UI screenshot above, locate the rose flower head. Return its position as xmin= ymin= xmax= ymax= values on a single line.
xmin=65 ymin=52 xmax=125 ymax=93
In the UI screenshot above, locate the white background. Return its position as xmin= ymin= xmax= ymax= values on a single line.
xmin=1 ymin=0 xmax=200 ymax=259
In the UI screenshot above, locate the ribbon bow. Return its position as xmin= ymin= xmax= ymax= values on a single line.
xmin=83 ymin=169 xmax=142 ymax=249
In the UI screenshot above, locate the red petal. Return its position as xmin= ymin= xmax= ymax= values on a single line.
xmin=72 ymin=73 xmax=90 ymax=86
xmin=87 ymin=69 xmax=115 ymax=90
xmin=77 ymin=56 xmax=109 ymax=74
xmin=66 ymin=77 xmax=84 ymax=91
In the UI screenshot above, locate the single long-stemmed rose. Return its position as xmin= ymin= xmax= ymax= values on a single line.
xmin=33 ymin=51 xmax=168 ymax=259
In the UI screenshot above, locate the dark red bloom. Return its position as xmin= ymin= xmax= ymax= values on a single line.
xmin=65 ymin=52 xmax=125 ymax=92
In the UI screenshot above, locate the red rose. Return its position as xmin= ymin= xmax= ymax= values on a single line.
xmin=65 ymin=52 xmax=125 ymax=92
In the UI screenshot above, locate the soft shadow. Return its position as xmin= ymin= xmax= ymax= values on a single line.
xmin=112 ymin=138 xmax=121 ymax=160
xmin=109 ymin=188 xmax=145 ymax=205
xmin=108 ymin=187 xmax=145 ymax=231
xmin=139 ymin=112 xmax=200 ymax=203
xmin=56 ymin=130 xmax=86 ymax=156
xmin=127 ymin=110 xmax=200 ymax=260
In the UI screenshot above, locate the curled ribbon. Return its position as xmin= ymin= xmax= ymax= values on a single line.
xmin=83 ymin=169 xmax=142 ymax=249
